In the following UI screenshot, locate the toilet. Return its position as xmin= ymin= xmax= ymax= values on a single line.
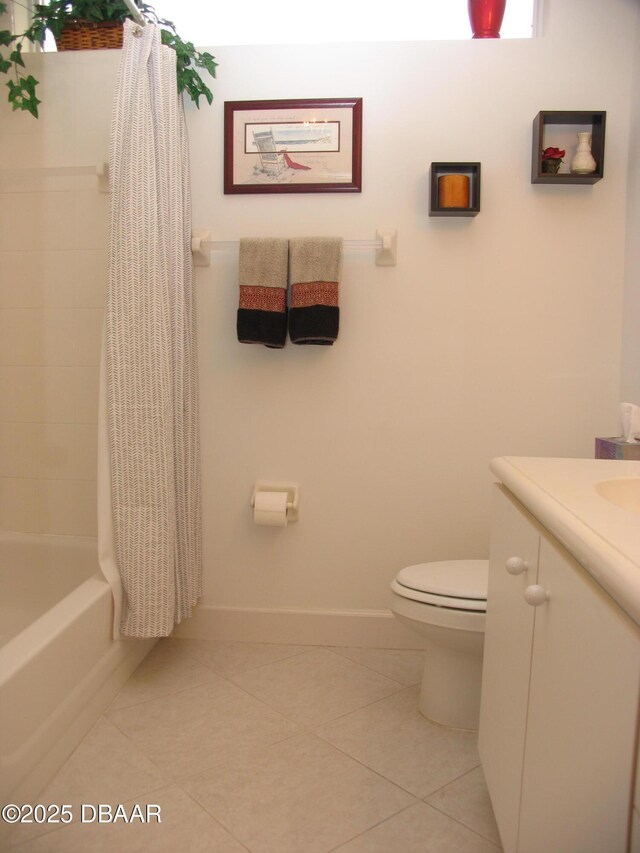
xmin=390 ymin=560 xmax=488 ymax=730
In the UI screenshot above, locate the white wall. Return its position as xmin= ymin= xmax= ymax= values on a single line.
xmin=621 ymin=9 xmax=640 ymax=403
xmin=1 ymin=0 xmax=638 ymax=638
xmin=189 ymin=0 xmax=639 ymax=620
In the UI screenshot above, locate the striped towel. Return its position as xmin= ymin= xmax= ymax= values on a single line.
xmin=288 ymin=237 xmax=342 ymax=345
xmin=237 ymin=238 xmax=289 ymax=348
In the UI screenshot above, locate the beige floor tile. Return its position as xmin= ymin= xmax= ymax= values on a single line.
xmin=4 ymin=717 xmax=167 ymax=848
xmin=175 ymin=637 xmax=310 ymax=676
xmin=426 ymin=766 xmax=502 ymax=847
xmin=332 ymin=647 xmax=425 ymax=685
xmin=107 ymin=680 xmax=300 ymax=780
xmin=183 ymin=733 xmax=415 ymax=853
xmin=40 ymin=716 xmax=167 ymax=803
xmin=229 ymin=648 xmax=403 ymax=726
xmin=334 ymin=801 xmax=501 ymax=852
xmin=5 ymin=643 xmax=501 ymax=852
xmin=11 ymin=784 xmax=248 ymax=852
xmin=314 ymin=687 xmax=480 ymax=798
xmin=108 ymin=638 xmax=223 ymax=712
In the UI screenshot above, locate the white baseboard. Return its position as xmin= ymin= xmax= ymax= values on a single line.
xmin=172 ymin=605 xmax=426 ymax=649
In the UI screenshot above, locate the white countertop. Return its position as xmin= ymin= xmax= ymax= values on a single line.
xmin=490 ymin=456 xmax=640 ymax=625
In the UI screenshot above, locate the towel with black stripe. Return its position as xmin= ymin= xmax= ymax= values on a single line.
xmin=288 ymin=237 xmax=342 ymax=345
xmin=237 ymin=238 xmax=289 ymax=348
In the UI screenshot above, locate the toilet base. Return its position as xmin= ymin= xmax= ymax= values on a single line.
xmin=418 ymin=643 xmax=483 ymax=730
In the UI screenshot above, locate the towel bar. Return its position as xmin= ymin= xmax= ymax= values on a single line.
xmin=191 ymin=229 xmax=398 ymax=267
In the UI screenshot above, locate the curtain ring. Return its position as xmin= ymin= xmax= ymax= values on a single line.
xmin=132 ymin=24 xmax=143 ymax=37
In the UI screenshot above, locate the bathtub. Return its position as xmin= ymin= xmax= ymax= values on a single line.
xmin=0 ymin=532 xmax=154 ymax=804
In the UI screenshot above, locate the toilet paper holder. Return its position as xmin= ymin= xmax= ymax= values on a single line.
xmin=251 ymin=481 xmax=299 ymax=523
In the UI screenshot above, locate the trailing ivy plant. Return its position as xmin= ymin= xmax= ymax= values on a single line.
xmin=0 ymin=0 xmax=217 ymax=118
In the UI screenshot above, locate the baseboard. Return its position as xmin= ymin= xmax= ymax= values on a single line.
xmin=172 ymin=605 xmax=426 ymax=649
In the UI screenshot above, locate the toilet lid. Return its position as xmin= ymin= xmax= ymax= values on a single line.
xmin=395 ymin=560 xmax=488 ymax=610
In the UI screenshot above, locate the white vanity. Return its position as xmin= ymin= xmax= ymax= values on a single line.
xmin=479 ymin=456 xmax=640 ymax=853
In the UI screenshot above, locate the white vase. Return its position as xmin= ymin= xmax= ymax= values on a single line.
xmin=571 ymin=132 xmax=597 ymax=175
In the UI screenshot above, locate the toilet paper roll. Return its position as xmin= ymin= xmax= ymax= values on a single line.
xmin=253 ymin=491 xmax=288 ymax=527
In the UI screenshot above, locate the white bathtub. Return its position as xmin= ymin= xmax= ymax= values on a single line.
xmin=0 ymin=532 xmax=154 ymax=804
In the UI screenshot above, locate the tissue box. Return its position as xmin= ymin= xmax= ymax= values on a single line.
xmin=595 ymin=437 xmax=640 ymax=461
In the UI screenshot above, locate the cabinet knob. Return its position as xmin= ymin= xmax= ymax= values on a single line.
xmin=524 ymin=584 xmax=549 ymax=607
xmin=506 ymin=556 xmax=527 ymax=575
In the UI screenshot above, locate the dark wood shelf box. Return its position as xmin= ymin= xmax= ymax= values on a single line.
xmin=430 ymin=162 xmax=481 ymax=217
xmin=532 ymin=111 xmax=606 ymax=184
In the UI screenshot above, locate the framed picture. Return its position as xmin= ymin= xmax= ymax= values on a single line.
xmin=224 ymin=98 xmax=363 ymax=194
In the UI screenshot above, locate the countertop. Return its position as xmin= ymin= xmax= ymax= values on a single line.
xmin=490 ymin=456 xmax=640 ymax=626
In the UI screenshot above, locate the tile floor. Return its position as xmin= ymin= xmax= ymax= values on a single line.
xmin=4 ymin=640 xmax=503 ymax=852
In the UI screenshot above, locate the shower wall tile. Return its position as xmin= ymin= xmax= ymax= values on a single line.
xmin=0 ymin=309 xmax=102 ymax=367
xmin=0 ymin=309 xmax=44 ymax=365
xmin=0 ymin=478 xmax=40 ymax=532
xmin=74 ymin=130 xmax=111 ymax=168
xmin=42 ymin=309 xmax=78 ymax=365
xmin=40 ymin=365 xmax=100 ymax=424
xmin=0 ymin=423 xmax=41 ymax=478
xmin=41 ymin=424 xmax=98 ymax=480
xmin=0 ymin=366 xmax=99 ymax=425
xmin=74 ymin=50 xmax=120 ymax=134
xmin=0 ymin=474 xmax=97 ymax=535
xmin=39 ymin=479 xmax=97 ymax=536
xmin=0 ymin=54 xmax=75 ymax=137
xmin=0 ymin=422 xmax=97 ymax=481
xmin=0 ymin=251 xmax=77 ymax=308
xmin=72 ymin=308 xmax=104 ymax=365
xmin=33 ymin=54 xmax=78 ymax=133
xmin=1 ymin=254 xmax=68 ymax=309
xmin=0 ymin=131 xmax=77 ymax=172
xmin=0 ymin=250 xmax=107 ymax=310
xmin=73 ymin=252 xmax=107 ymax=308
xmin=0 ymin=53 xmax=63 ymax=139
xmin=0 ymin=367 xmax=44 ymax=423
xmin=74 ymin=191 xmax=109 ymax=250
xmin=0 ymin=192 xmax=76 ymax=251
xmin=65 ymin=365 xmax=101 ymax=424
xmin=1 ymin=54 xmax=105 ymax=539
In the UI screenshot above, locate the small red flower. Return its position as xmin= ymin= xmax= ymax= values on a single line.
xmin=542 ymin=147 xmax=565 ymax=161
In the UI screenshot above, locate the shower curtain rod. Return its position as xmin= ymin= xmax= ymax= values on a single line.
xmin=122 ymin=0 xmax=145 ymax=25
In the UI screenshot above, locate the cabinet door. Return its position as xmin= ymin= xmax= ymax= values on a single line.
xmin=479 ymin=485 xmax=541 ymax=853
xmin=518 ymin=534 xmax=640 ymax=853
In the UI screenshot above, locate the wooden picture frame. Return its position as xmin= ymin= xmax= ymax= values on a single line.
xmin=224 ymin=98 xmax=363 ymax=194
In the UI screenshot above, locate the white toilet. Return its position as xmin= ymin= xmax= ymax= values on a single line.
xmin=390 ymin=560 xmax=488 ymax=730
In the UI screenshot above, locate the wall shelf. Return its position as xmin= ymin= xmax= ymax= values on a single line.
xmin=531 ymin=111 xmax=606 ymax=184
xmin=429 ymin=163 xmax=481 ymax=217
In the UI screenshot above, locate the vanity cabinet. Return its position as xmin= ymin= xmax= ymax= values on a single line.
xmin=479 ymin=485 xmax=640 ymax=853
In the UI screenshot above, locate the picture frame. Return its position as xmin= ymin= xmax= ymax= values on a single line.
xmin=224 ymin=98 xmax=363 ymax=194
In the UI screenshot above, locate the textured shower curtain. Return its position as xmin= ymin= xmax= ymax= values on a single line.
xmin=100 ymin=19 xmax=201 ymax=638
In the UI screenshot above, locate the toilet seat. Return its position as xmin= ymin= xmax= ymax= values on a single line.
xmin=392 ymin=560 xmax=488 ymax=612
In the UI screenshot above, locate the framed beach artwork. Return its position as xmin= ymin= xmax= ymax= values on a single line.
xmin=223 ymin=98 xmax=363 ymax=194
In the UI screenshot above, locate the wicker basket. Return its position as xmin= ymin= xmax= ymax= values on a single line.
xmin=55 ymin=20 xmax=124 ymax=51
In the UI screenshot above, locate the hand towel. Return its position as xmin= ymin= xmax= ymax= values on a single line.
xmin=288 ymin=237 xmax=342 ymax=345
xmin=237 ymin=238 xmax=289 ymax=348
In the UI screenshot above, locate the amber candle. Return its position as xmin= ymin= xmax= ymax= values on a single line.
xmin=438 ymin=174 xmax=470 ymax=208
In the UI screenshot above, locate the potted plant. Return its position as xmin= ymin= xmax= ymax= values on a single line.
xmin=0 ymin=0 xmax=217 ymax=117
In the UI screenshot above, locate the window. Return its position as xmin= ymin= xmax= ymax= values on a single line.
xmin=154 ymin=0 xmax=537 ymax=46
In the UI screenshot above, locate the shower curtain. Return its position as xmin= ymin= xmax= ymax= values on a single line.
xmin=98 ymin=19 xmax=202 ymax=638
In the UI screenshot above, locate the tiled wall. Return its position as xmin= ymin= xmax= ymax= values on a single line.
xmin=0 ymin=48 xmax=118 ymax=537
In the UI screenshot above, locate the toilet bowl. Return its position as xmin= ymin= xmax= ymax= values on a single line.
xmin=390 ymin=560 xmax=488 ymax=730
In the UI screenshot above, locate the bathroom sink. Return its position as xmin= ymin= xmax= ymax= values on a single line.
xmin=595 ymin=478 xmax=640 ymax=516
